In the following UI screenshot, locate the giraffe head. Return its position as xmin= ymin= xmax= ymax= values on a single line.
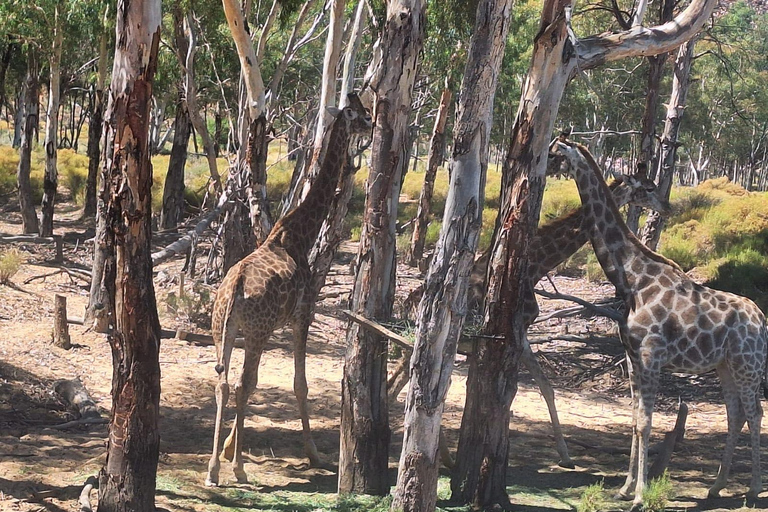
xmin=549 ymin=136 xmax=671 ymax=216
xmin=327 ymin=93 xmax=373 ymax=137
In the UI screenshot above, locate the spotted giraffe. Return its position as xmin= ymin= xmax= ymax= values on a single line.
xmin=552 ymin=136 xmax=768 ymax=508
xmin=205 ymin=94 xmax=372 ymax=487
xmin=469 ymin=171 xmax=670 ymax=468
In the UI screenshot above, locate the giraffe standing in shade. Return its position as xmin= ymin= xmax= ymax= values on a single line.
xmin=552 ymin=137 xmax=768 ymax=508
xmin=205 ymin=94 xmax=371 ymax=487
xmin=468 ymin=171 xmax=670 ymax=468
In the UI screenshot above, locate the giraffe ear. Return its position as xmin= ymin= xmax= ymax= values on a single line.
xmin=326 ymin=106 xmax=342 ymax=117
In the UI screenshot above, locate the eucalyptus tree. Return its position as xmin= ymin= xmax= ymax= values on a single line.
xmin=96 ymin=0 xmax=162 ymax=509
xmin=451 ymin=0 xmax=716 ymax=505
xmin=340 ymin=0 xmax=425 ymax=496
xmin=391 ymin=1 xmax=512 ymax=509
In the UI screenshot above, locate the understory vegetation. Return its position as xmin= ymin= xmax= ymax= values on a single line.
xmin=3 ymin=139 xmax=768 ymax=310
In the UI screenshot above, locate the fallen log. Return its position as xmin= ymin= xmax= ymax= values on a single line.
xmin=151 ymin=192 xmax=229 ymax=266
xmin=0 ymin=234 xmax=63 ymax=262
xmin=54 ymin=378 xmax=100 ymax=419
xmin=78 ymin=475 xmax=98 ymax=512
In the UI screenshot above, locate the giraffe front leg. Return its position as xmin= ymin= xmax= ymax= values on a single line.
xmin=293 ymin=310 xmax=322 ymax=468
xmin=617 ymin=357 xmax=640 ymax=500
xmin=521 ymin=342 xmax=574 ymax=468
xmin=632 ymin=369 xmax=659 ymax=511
xmin=741 ymin=384 xmax=763 ymax=499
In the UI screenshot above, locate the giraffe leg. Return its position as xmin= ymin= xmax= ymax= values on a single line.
xmin=293 ymin=305 xmax=322 ymax=467
xmin=617 ymin=357 xmax=640 ymax=500
xmin=632 ymin=365 xmax=660 ymax=510
xmin=223 ymin=342 xmax=264 ymax=483
xmin=521 ymin=341 xmax=574 ymax=468
xmin=709 ymin=365 xmax=745 ymax=498
xmin=205 ymin=319 xmax=236 ymax=487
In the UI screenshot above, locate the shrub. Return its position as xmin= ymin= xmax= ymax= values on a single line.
xmin=59 ymin=149 xmax=89 ymax=204
xmin=577 ymin=480 xmax=606 ymax=512
xmin=643 ymin=472 xmax=674 ymax=512
xmin=0 ymin=248 xmax=25 ymax=284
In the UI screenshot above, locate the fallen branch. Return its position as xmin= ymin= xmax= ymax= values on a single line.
xmin=341 ymin=310 xmax=414 ymax=352
xmin=24 ymin=267 xmax=90 ymax=285
xmin=151 ymin=192 xmax=230 ymax=266
xmin=534 ymin=288 xmax=624 ymax=322
xmin=78 ymin=475 xmax=98 ymax=512
xmin=0 ymin=234 xmax=63 ymax=262
xmin=47 ymin=417 xmax=109 ymax=430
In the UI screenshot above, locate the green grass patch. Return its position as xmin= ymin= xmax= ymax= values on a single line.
xmin=577 ymin=480 xmax=606 ymax=512
xmin=642 ymin=472 xmax=674 ymax=512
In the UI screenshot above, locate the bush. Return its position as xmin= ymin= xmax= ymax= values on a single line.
xmin=59 ymin=149 xmax=89 ymax=204
xmin=643 ymin=472 xmax=674 ymax=512
xmin=577 ymin=480 xmax=606 ymax=512
xmin=0 ymin=248 xmax=25 ymax=284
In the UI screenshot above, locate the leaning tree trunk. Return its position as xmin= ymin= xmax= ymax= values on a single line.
xmin=641 ymin=38 xmax=696 ymax=250
xmin=84 ymin=11 xmax=109 ymax=219
xmin=96 ymin=1 xmax=162 ymax=510
xmin=160 ymin=94 xmax=190 ymax=229
xmin=17 ymin=48 xmax=40 ymax=234
xmin=338 ymin=0 xmax=424 ymax=496
xmin=391 ymin=1 xmax=512 ymax=510
xmin=407 ymin=87 xmax=451 ymax=267
xmin=40 ymin=7 xmax=63 ymax=237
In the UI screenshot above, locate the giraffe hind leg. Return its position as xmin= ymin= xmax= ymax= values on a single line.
xmin=709 ymin=365 xmax=745 ymax=498
xmin=205 ymin=316 xmax=237 ymax=487
xmin=223 ymin=339 xmax=265 ymax=483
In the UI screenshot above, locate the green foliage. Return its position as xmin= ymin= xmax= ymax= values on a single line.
xmin=577 ymin=480 xmax=606 ymax=512
xmin=0 ymin=145 xmax=44 ymax=202
xmin=164 ymin=281 xmax=213 ymax=330
xmin=642 ymin=472 xmax=674 ymax=512
xmin=0 ymin=248 xmax=24 ymax=284
xmin=58 ymin=149 xmax=89 ymax=204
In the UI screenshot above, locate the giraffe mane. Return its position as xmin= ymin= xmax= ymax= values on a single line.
xmin=573 ymin=143 xmax=684 ymax=273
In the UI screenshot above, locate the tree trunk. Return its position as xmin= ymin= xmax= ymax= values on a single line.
xmin=339 ymin=0 xmax=425 ymax=497
xmin=17 ymin=48 xmax=40 ymax=235
xmin=392 ymin=2 xmax=511 ymax=510
xmin=407 ymin=87 xmax=451 ymax=267
xmin=41 ymin=8 xmax=63 ymax=237
xmin=246 ymin=114 xmax=272 ymax=243
xmin=624 ymin=0 xmax=674 ymax=234
xmin=0 ymin=42 xmax=16 ymax=111
xmin=96 ymin=2 xmax=162 ymax=510
xmin=84 ymin=13 xmax=109 ymax=219
xmin=161 ymin=94 xmax=190 ymax=229
xmin=640 ymin=38 xmax=696 ymax=250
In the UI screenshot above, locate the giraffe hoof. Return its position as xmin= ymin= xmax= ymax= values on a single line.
xmin=234 ymin=468 xmax=248 ymax=483
xmin=204 ymin=476 xmax=219 ymax=487
xmin=558 ymin=458 xmax=575 ymax=469
xmin=707 ymin=489 xmax=722 ymax=499
xmin=628 ymin=503 xmax=645 ymax=512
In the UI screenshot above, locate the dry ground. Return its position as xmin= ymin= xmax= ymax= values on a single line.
xmin=0 ymin=201 xmax=766 ymax=512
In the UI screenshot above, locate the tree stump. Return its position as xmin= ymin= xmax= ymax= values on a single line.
xmin=53 ymin=294 xmax=71 ymax=349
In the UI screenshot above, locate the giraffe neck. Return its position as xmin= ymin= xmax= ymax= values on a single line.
xmin=270 ymin=116 xmax=350 ymax=256
xmin=570 ymin=154 xmax=656 ymax=298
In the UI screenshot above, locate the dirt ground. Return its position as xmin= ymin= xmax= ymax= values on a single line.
xmin=1 ymin=200 xmax=766 ymax=512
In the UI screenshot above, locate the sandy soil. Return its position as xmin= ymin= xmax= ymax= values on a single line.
xmin=0 ymin=201 xmax=765 ymax=512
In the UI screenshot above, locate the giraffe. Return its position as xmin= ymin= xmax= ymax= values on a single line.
xmin=551 ymin=136 xmax=768 ymax=508
xmin=205 ymin=93 xmax=372 ymax=487
xmin=468 ymin=171 xmax=670 ymax=468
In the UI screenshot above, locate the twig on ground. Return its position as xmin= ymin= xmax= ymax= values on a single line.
xmin=534 ymin=288 xmax=623 ymax=322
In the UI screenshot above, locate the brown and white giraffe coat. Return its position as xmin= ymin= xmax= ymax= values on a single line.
xmin=205 ymin=94 xmax=372 ymax=487
xmin=553 ymin=138 xmax=768 ymax=508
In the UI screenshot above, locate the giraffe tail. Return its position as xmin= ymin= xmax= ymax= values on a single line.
xmin=214 ymin=272 xmax=245 ymax=376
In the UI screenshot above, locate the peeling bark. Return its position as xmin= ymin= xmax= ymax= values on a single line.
xmin=392 ymin=1 xmax=512 ymax=510
xmin=17 ymin=48 xmax=39 ymax=234
xmin=96 ymin=1 xmax=162 ymax=510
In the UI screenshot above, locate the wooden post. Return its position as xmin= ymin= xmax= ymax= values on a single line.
xmin=178 ymin=272 xmax=185 ymax=299
xmin=53 ymin=294 xmax=71 ymax=349
xmin=54 ymin=235 xmax=63 ymax=263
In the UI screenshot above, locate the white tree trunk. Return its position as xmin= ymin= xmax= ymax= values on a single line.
xmin=391 ymin=1 xmax=512 ymax=510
